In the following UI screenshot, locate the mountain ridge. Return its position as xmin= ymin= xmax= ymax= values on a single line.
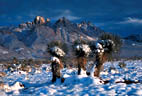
xmin=0 ymin=16 xmax=104 ymax=60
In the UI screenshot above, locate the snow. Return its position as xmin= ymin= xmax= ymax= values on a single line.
xmin=15 ymin=48 xmax=24 ymax=52
xmin=2 ymin=51 xmax=8 ymax=55
xmin=95 ymin=40 xmax=115 ymax=53
xmin=96 ymin=43 xmax=103 ymax=49
xmin=0 ymin=60 xmax=142 ymax=95
xmin=2 ymin=82 xmax=24 ymax=94
xmin=51 ymin=57 xmax=60 ymax=63
xmin=95 ymin=49 xmax=104 ymax=53
xmin=86 ymin=61 xmax=96 ymax=76
xmin=75 ymin=44 xmax=91 ymax=57
xmin=51 ymin=46 xmax=65 ymax=57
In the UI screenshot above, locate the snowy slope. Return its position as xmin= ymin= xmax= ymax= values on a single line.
xmin=0 ymin=60 xmax=142 ymax=96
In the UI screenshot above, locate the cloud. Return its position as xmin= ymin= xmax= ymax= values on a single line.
xmin=119 ymin=17 xmax=142 ymax=24
xmin=52 ymin=9 xmax=81 ymax=21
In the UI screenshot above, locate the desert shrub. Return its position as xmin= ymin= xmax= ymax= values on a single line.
xmin=73 ymin=39 xmax=89 ymax=46
xmin=99 ymin=33 xmax=122 ymax=61
xmin=72 ymin=39 xmax=91 ymax=57
xmin=99 ymin=32 xmax=122 ymax=53
xmin=12 ymin=57 xmax=19 ymax=64
xmin=47 ymin=40 xmax=68 ymax=54
xmin=118 ymin=61 xmax=126 ymax=68
xmin=28 ymin=58 xmax=34 ymax=66
xmin=20 ymin=59 xmax=28 ymax=68
xmin=47 ymin=40 xmax=68 ymax=65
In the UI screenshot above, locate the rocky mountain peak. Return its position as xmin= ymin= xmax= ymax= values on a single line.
xmin=46 ymin=18 xmax=50 ymax=22
xmin=78 ymin=21 xmax=94 ymax=29
xmin=34 ymin=16 xmax=45 ymax=25
xmin=54 ymin=17 xmax=73 ymax=27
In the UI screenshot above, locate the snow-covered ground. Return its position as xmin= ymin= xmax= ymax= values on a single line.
xmin=0 ymin=60 xmax=142 ymax=96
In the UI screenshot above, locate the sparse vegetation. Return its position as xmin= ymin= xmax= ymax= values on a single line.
xmin=99 ymin=32 xmax=122 ymax=53
xmin=99 ymin=33 xmax=122 ymax=61
xmin=118 ymin=61 xmax=127 ymax=68
xmin=47 ymin=40 xmax=68 ymax=54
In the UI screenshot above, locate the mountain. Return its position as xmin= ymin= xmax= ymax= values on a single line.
xmin=0 ymin=16 xmax=104 ymax=60
xmin=125 ymin=34 xmax=142 ymax=42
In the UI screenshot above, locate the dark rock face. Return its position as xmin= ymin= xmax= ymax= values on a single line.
xmin=14 ymin=29 xmax=37 ymax=47
xmin=0 ymin=27 xmax=25 ymax=49
xmin=0 ymin=16 xmax=105 ymax=60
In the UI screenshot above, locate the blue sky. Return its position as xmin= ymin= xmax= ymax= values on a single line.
xmin=0 ymin=0 xmax=142 ymax=36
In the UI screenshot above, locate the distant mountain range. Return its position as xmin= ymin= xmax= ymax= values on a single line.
xmin=0 ymin=16 xmax=106 ymax=60
xmin=125 ymin=34 xmax=142 ymax=42
xmin=0 ymin=16 xmax=142 ymax=60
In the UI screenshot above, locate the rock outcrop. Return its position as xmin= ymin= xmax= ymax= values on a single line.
xmin=77 ymin=21 xmax=104 ymax=37
xmin=19 ymin=23 xmax=27 ymax=29
xmin=34 ymin=16 xmax=45 ymax=25
xmin=26 ymin=21 xmax=33 ymax=28
xmin=46 ymin=18 xmax=50 ymax=22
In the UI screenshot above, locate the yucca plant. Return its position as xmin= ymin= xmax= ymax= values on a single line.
xmin=73 ymin=39 xmax=91 ymax=75
xmin=47 ymin=40 xmax=67 ymax=58
xmin=99 ymin=33 xmax=122 ymax=54
xmin=93 ymin=33 xmax=122 ymax=77
xmin=47 ymin=40 xmax=66 ymax=83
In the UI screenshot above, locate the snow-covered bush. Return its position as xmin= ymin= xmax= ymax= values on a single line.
xmin=99 ymin=33 xmax=122 ymax=54
xmin=96 ymin=42 xmax=103 ymax=49
xmin=75 ymin=44 xmax=91 ymax=57
xmin=89 ymin=33 xmax=121 ymax=57
xmin=50 ymin=56 xmax=60 ymax=63
xmin=47 ymin=40 xmax=67 ymax=58
xmin=98 ymin=40 xmax=115 ymax=48
xmin=95 ymin=39 xmax=115 ymax=54
xmin=49 ymin=46 xmax=65 ymax=57
xmin=95 ymin=42 xmax=104 ymax=53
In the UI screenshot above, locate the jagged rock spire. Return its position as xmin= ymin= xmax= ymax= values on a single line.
xmin=34 ymin=16 xmax=45 ymax=25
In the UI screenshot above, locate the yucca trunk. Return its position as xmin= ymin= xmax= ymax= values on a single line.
xmin=51 ymin=59 xmax=64 ymax=83
xmin=94 ymin=53 xmax=107 ymax=77
xmin=77 ymin=57 xmax=87 ymax=75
